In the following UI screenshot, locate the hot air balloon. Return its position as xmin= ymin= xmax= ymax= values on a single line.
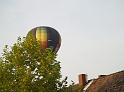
xmin=27 ymin=26 xmax=61 ymax=53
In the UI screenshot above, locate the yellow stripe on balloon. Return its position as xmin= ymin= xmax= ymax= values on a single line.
xmin=36 ymin=27 xmax=47 ymax=48
xmin=36 ymin=28 xmax=41 ymax=41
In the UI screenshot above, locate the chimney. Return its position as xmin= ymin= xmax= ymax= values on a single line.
xmin=79 ymin=74 xmax=87 ymax=87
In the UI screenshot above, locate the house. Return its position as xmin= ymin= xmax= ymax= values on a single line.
xmin=78 ymin=70 xmax=124 ymax=92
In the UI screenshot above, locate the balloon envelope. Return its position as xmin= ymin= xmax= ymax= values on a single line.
xmin=27 ymin=26 xmax=61 ymax=53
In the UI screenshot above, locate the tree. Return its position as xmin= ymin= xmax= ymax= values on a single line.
xmin=0 ymin=34 xmax=67 ymax=92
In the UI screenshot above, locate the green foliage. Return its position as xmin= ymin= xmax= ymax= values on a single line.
xmin=0 ymin=34 xmax=70 ymax=92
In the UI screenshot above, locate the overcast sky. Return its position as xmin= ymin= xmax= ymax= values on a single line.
xmin=0 ymin=0 xmax=124 ymax=83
